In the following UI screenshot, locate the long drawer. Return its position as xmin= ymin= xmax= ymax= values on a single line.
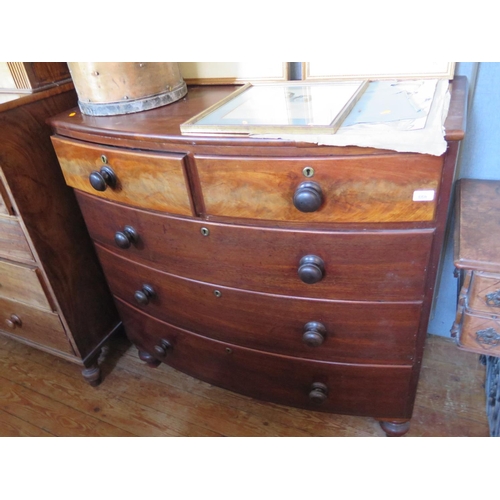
xmin=0 ymin=215 xmax=34 ymax=263
xmin=116 ymin=298 xmax=413 ymax=418
xmin=0 ymin=296 xmax=72 ymax=354
xmin=78 ymin=192 xmax=434 ymax=301
xmin=97 ymin=244 xmax=421 ymax=364
xmin=51 ymin=136 xmax=194 ymax=215
xmin=0 ymin=259 xmax=52 ymax=310
xmin=194 ymin=154 xmax=443 ymax=223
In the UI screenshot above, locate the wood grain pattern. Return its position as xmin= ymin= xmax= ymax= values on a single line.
xmin=51 ymin=135 xmax=193 ymax=215
xmin=0 ymin=215 xmax=34 ymax=263
xmin=0 ymin=296 xmax=72 ymax=354
xmin=77 ymin=192 xmax=434 ymax=301
xmin=0 ymin=328 xmax=488 ymax=437
xmin=116 ymin=298 xmax=414 ymax=419
xmin=96 ymin=244 xmax=421 ymax=364
xmin=195 ymin=154 xmax=443 ymax=223
xmin=0 ymin=260 xmax=52 ymax=310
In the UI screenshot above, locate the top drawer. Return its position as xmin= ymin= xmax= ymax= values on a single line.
xmin=195 ymin=154 xmax=443 ymax=223
xmin=51 ymin=136 xmax=194 ymax=215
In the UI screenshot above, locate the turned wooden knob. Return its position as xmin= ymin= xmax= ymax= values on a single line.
xmin=5 ymin=314 xmax=22 ymax=329
xmin=89 ymin=165 xmax=117 ymax=191
xmin=134 ymin=284 xmax=156 ymax=305
xmin=298 ymin=255 xmax=325 ymax=284
xmin=309 ymin=382 xmax=328 ymax=404
xmin=114 ymin=225 xmax=139 ymax=249
xmin=302 ymin=321 xmax=326 ymax=347
xmin=154 ymin=339 xmax=172 ymax=357
xmin=293 ymin=181 xmax=323 ymax=212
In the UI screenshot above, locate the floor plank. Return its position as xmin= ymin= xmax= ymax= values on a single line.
xmin=0 ymin=332 xmax=490 ymax=437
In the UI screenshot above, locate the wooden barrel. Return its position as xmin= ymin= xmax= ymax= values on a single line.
xmin=67 ymin=62 xmax=187 ymax=116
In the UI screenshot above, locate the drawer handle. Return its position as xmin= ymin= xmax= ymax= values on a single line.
xmin=476 ymin=327 xmax=500 ymax=348
xmin=115 ymin=226 xmax=139 ymax=249
xmin=302 ymin=321 xmax=326 ymax=347
xmin=293 ymin=181 xmax=323 ymax=213
xmin=134 ymin=284 xmax=156 ymax=305
xmin=309 ymin=382 xmax=328 ymax=404
xmin=5 ymin=314 xmax=22 ymax=329
xmin=298 ymin=255 xmax=325 ymax=284
xmin=89 ymin=165 xmax=117 ymax=191
xmin=485 ymin=290 xmax=500 ymax=307
xmin=154 ymin=339 xmax=172 ymax=358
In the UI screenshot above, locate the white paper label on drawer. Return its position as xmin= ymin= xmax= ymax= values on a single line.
xmin=413 ymin=189 xmax=435 ymax=202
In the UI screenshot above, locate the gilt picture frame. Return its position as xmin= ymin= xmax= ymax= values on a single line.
xmin=180 ymin=80 xmax=369 ymax=136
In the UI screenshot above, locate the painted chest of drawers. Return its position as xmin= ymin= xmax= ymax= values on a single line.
xmin=0 ymin=83 xmax=119 ymax=385
xmin=49 ymin=78 xmax=467 ymax=435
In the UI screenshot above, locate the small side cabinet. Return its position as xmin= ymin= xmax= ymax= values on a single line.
xmin=452 ymin=178 xmax=500 ymax=435
xmin=0 ymin=81 xmax=120 ymax=385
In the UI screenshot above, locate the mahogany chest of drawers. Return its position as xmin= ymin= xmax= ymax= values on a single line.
xmin=49 ymin=78 xmax=467 ymax=436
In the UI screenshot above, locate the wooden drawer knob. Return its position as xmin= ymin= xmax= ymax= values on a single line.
xmin=134 ymin=284 xmax=156 ymax=305
xmin=298 ymin=255 xmax=325 ymax=284
xmin=115 ymin=226 xmax=139 ymax=249
xmin=309 ymin=382 xmax=328 ymax=404
xmin=5 ymin=314 xmax=22 ymax=329
xmin=154 ymin=339 xmax=172 ymax=358
xmin=302 ymin=321 xmax=326 ymax=347
xmin=89 ymin=165 xmax=117 ymax=191
xmin=293 ymin=181 xmax=323 ymax=213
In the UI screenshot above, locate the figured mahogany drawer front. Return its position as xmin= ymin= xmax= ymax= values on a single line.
xmin=467 ymin=272 xmax=500 ymax=315
xmin=0 ymin=216 xmax=34 ymax=263
xmin=51 ymin=136 xmax=193 ymax=215
xmin=194 ymin=154 xmax=443 ymax=223
xmin=96 ymin=245 xmax=421 ymax=364
xmin=0 ymin=259 xmax=52 ymax=310
xmin=116 ymin=298 xmax=413 ymax=418
xmin=78 ymin=192 xmax=433 ymax=301
xmin=0 ymin=296 xmax=72 ymax=354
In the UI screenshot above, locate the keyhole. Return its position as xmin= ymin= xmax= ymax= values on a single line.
xmin=303 ymin=166 xmax=315 ymax=178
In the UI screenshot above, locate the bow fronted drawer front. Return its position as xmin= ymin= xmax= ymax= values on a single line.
xmin=194 ymin=154 xmax=443 ymax=223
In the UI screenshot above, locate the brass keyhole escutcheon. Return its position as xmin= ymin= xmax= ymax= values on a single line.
xmin=303 ymin=166 xmax=315 ymax=178
xmin=101 ymin=154 xmax=108 ymax=164
xmin=201 ymin=227 xmax=210 ymax=237
xmin=214 ymin=290 xmax=222 ymax=298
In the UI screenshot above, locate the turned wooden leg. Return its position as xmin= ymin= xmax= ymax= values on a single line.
xmin=138 ymin=350 xmax=161 ymax=368
xmin=82 ymin=363 xmax=101 ymax=387
xmin=379 ymin=420 xmax=411 ymax=437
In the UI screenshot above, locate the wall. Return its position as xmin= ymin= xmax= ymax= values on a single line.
xmin=428 ymin=62 xmax=500 ymax=336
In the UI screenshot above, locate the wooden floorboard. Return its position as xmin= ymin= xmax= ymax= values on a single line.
xmin=0 ymin=332 xmax=490 ymax=437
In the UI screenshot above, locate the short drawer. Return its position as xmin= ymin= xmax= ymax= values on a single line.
xmin=51 ymin=135 xmax=193 ymax=215
xmin=97 ymin=245 xmax=421 ymax=364
xmin=117 ymin=298 xmax=413 ymax=418
xmin=194 ymin=154 xmax=443 ymax=223
xmin=457 ymin=310 xmax=500 ymax=357
xmin=0 ymin=215 xmax=34 ymax=263
xmin=467 ymin=271 xmax=500 ymax=315
xmin=0 ymin=296 xmax=73 ymax=354
xmin=78 ymin=192 xmax=433 ymax=301
xmin=0 ymin=259 xmax=52 ymax=310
